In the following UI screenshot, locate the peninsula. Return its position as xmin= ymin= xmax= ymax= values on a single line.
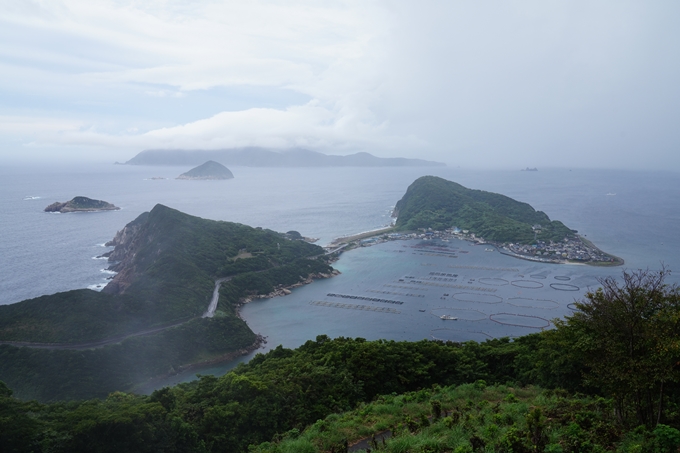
xmin=44 ymin=196 xmax=120 ymax=213
xmin=391 ymin=176 xmax=622 ymax=265
xmin=327 ymin=176 xmax=622 ymax=266
xmin=124 ymin=147 xmax=446 ymax=167
xmin=0 ymin=205 xmax=334 ymax=401
xmin=177 ymin=160 xmax=234 ymax=180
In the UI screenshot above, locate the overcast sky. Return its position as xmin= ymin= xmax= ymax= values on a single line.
xmin=1 ymin=0 xmax=679 ymax=169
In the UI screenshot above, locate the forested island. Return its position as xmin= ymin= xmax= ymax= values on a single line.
xmin=392 ymin=176 xmax=622 ymax=265
xmin=123 ymin=147 xmax=446 ymax=167
xmin=0 ymin=205 xmax=333 ymax=401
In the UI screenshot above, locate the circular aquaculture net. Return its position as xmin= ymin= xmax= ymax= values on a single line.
xmin=452 ymin=292 xmax=503 ymax=304
xmin=511 ymin=280 xmax=544 ymax=289
xmin=490 ymin=313 xmax=550 ymax=329
xmin=507 ymin=298 xmax=559 ymax=309
xmin=478 ymin=278 xmax=509 ymax=286
xmin=430 ymin=308 xmax=488 ymax=321
xmin=550 ymin=283 xmax=580 ymax=291
xmin=530 ymin=274 xmax=547 ymax=280
xmin=567 ymin=303 xmax=580 ymax=311
xmin=430 ymin=328 xmax=492 ymax=343
xmin=554 ymin=275 xmax=571 ymax=281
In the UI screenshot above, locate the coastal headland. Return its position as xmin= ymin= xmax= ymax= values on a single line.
xmin=326 ymin=175 xmax=623 ymax=266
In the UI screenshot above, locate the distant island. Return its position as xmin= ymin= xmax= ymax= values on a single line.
xmin=521 ymin=167 xmax=538 ymax=171
xmin=177 ymin=160 xmax=234 ymax=180
xmin=44 ymin=196 xmax=119 ymax=213
xmin=123 ymin=147 xmax=446 ymax=167
xmin=389 ymin=176 xmax=622 ymax=265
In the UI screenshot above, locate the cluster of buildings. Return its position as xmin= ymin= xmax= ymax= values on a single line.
xmin=501 ymin=237 xmax=615 ymax=263
xmin=342 ymin=226 xmax=616 ymax=265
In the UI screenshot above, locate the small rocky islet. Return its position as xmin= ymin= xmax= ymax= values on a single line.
xmin=176 ymin=160 xmax=234 ymax=180
xmin=44 ymin=196 xmax=120 ymax=213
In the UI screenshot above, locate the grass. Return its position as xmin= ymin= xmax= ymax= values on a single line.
xmin=250 ymin=382 xmax=643 ymax=453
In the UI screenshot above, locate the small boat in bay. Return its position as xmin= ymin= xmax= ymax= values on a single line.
xmin=440 ymin=315 xmax=458 ymax=320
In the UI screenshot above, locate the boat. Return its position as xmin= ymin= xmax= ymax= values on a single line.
xmin=485 ymin=248 xmax=494 ymax=252
xmin=440 ymin=315 xmax=458 ymax=320
xmin=419 ymin=309 xmax=426 ymax=312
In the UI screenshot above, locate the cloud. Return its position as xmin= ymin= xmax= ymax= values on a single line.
xmin=1 ymin=0 xmax=679 ymax=169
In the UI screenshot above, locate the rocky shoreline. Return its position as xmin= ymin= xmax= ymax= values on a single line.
xmin=44 ymin=196 xmax=120 ymax=213
xmin=237 ymin=269 xmax=341 ymax=305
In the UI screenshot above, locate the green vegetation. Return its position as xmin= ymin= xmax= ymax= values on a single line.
xmin=2 ymin=269 xmax=677 ymax=452
xmin=44 ymin=196 xmax=119 ymax=212
xmin=394 ymin=176 xmax=574 ymax=243
xmin=0 ymin=205 xmax=332 ymax=401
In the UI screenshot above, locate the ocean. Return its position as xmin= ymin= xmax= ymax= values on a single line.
xmin=1 ymin=163 xmax=679 ymax=388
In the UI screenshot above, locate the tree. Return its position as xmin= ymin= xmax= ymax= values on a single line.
xmin=566 ymin=268 xmax=680 ymax=427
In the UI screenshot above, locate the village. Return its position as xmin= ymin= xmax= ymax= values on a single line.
xmin=328 ymin=225 xmax=621 ymax=265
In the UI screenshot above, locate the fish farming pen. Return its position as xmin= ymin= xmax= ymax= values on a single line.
xmin=326 ymin=293 xmax=404 ymax=305
xmin=554 ymin=275 xmax=571 ymax=281
xmin=401 ymin=280 xmax=498 ymax=292
xmin=415 ymin=252 xmax=458 ymax=258
xmin=422 ymin=276 xmax=459 ymax=283
xmin=430 ymin=272 xmax=459 ymax=277
xmin=310 ymin=301 xmax=400 ymax=314
xmin=530 ymin=274 xmax=548 ymax=279
xmin=448 ymin=264 xmax=520 ymax=272
xmin=511 ymin=280 xmax=544 ymax=289
xmin=550 ymin=283 xmax=580 ymax=291
xmin=489 ymin=313 xmax=551 ymax=329
xmin=384 ymin=284 xmax=428 ymax=291
xmin=367 ymin=289 xmax=425 ymax=298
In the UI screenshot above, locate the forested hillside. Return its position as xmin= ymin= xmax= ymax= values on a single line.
xmin=0 ymin=205 xmax=332 ymax=401
xmin=2 ymin=269 xmax=679 ymax=452
xmin=393 ymin=176 xmax=574 ymax=243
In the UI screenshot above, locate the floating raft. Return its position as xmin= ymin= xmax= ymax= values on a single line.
xmin=310 ymin=301 xmax=400 ymax=314
xmin=327 ymin=293 xmax=404 ymax=305
xmin=448 ymin=264 xmax=520 ymax=272
xmin=401 ymin=280 xmax=497 ymax=293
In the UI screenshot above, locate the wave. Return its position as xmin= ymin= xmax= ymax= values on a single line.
xmin=87 ymin=283 xmax=106 ymax=291
xmin=100 ymin=269 xmax=117 ymax=275
xmin=23 ymin=196 xmax=41 ymax=200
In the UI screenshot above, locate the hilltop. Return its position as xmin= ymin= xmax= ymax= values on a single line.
xmin=176 ymin=160 xmax=234 ymax=180
xmin=393 ymin=176 xmax=574 ymax=243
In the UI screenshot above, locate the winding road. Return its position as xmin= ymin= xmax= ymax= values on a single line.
xmin=1 ymin=277 xmax=230 ymax=350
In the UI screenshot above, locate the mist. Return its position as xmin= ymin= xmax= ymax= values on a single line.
xmin=1 ymin=1 xmax=679 ymax=169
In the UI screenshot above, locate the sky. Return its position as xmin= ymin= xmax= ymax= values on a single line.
xmin=1 ymin=0 xmax=679 ymax=169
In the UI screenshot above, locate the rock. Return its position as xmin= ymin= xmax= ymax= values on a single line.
xmin=44 ymin=196 xmax=120 ymax=213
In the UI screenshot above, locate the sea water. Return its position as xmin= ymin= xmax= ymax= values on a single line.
xmin=1 ymin=163 xmax=679 ymax=389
